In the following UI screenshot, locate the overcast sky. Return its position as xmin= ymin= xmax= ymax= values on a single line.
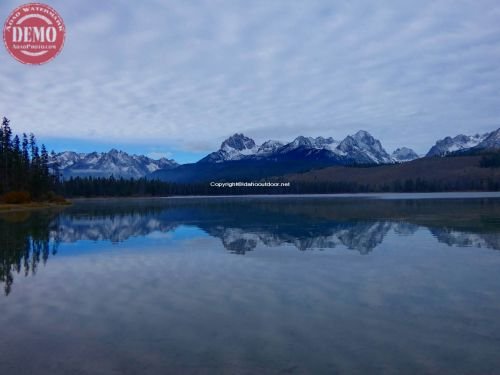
xmin=1 ymin=0 xmax=500 ymax=163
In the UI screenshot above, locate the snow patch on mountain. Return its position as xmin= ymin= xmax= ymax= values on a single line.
xmin=426 ymin=133 xmax=489 ymax=157
xmin=257 ymin=140 xmax=284 ymax=155
xmin=476 ymin=128 xmax=500 ymax=149
xmin=391 ymin=147 xmax=419 ymax=162
xmin=278 ymin=136 xmax=340 ymax=154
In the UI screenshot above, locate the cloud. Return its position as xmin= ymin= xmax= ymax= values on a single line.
xmin=1 ymin=0 xmax=500 ymax=157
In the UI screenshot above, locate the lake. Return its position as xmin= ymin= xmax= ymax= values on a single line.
xmin=1 ymin=194 xmax=500 ymax=374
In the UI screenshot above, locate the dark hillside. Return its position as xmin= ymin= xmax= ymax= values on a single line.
xmin=284 ymin=154 xmax=500 ymax=192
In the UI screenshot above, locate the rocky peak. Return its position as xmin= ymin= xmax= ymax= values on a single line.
xmin=391 ymin=147 xmax=419 ymax=162
xmin=220 ymin=133 xmax=256 ymax=151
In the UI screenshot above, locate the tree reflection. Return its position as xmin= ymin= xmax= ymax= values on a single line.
xmin=0 ymin=212 xmax=59 ymax=295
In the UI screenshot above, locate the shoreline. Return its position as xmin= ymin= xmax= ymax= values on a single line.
xmin=3 ymin=192 xmax=498 ymax=211
xmin=0 ymin=201 xmax=71 ymax=213
xmin=68 ymin=191 xmax=500 ymax=202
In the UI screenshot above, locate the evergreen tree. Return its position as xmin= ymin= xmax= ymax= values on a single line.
xmin=21 ymin=133 xmax=29 ymax=166
xmin=1 ymin=117 xmax=12 ymax=192
xmin=21 ymin=133 xmax=30 ymax=189
xmin=12 ymin=135 xmax=21 ymax=190
xmin=0 ymin=117 xmax=59 ymax=199
xmin=50 ymin=150 xmax=60 ymax=185
xmin=40 ymin=144 xmax=49 ymax=192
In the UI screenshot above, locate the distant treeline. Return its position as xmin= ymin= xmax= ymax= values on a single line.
xmin=479 ymin=153 xmax=500 ymax=168
xmin=59 ymin=174 xmax=500 ymax=197
xmin=60 ymin=177 xmax=180 ymax=197
xmin=0 ymin=117 xmax=58 ymax=200
xmin=285 ymin=178 xmax=500 ymax=194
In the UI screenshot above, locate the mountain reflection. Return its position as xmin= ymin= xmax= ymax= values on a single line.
xmin=1 ymin=197 xmax=500 ymax=294
xmin=206 ymin=221 xmax=396 ymax=254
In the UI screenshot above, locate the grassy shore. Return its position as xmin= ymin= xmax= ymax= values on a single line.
xmin=0 ymin=200 xmax=71 ymax=213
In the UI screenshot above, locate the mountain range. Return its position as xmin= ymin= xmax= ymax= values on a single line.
xmin=424 ymin=128 xmax=500 ymax=157
xmin=199 ymin=131 xmax=396 ymax=164
xmin=50 ymin=128 xmax=500 ymax=182
xmin=50 ymin=149 xmax=178 ymax=179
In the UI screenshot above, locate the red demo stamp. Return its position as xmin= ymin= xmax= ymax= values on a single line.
xmin=3 ymin=3 xmax=65 ymax=65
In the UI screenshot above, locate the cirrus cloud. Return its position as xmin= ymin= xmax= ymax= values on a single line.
xmin=1 ymin=0 xmax=500 ymax=161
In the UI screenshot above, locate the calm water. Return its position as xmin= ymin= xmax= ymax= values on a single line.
xmin=1 ymin=194 xmax=500 ymax=374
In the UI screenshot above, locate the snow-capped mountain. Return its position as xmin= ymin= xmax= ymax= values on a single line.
xmin=391 ymin=147 xmax=419 ymax=162
xmin=337 ymin=130 xmax=392 ymax=164
xmin=149 ymin=130 xmax=396 ymax=183
xmin=426 ymin=133 xmax=489 ymax=157
xmin=46 ymin=126 xmax=500 ymax=182
xmin=222 ymin=132 xmax=257 ymax=151
xmin=199 ymin=133 xmax=258 ymax=163
xmin=53 ymin=151 xmax=84 ymax=170
xmin=257 ymin=140 xmax=284 ymax=154
xmin=198 ymin=130 xmax=393 ymax=165
xmin=476 ymin=128 xmax=500 ymax=149
xmin=50 ymin=149 xmax=178 ymax=179
xmin=278 ymin=136 xmax=340 ymax=155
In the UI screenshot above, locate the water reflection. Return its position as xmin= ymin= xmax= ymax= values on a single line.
xmin=57 ymin=197 xmax=500 ymax=253
xmin=0 ymin=212 xmax=60 ymax=295
xmin=1 ymin=197 xmax=500 ymax=294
